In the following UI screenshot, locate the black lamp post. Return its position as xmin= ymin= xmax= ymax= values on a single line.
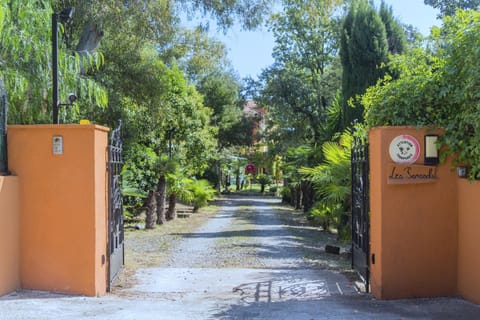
xmin=52 ymin=7 xmax=74 ymax=124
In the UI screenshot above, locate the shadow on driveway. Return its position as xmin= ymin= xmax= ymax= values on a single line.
xmin=213 ymin=295 xmax=480 ymax=320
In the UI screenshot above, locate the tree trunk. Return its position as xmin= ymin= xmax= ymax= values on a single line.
xmin=294 ymin=185 xmax=302 ymax=210
xmin=145 ymin=190 xmax=157 ymax=229
xmin=156 ymin=175 xmax=167 ymax=225
xmin=76 ymin=23 xmax=104 ymax=53
xmin=288 ymin=185 xmax=295 ymax=206
xmin=302 ymin=180 xmax=314 ymax=213
xmin=282 ymin=178 xmax=290 ymax=204
xmin=216 ymin=161 xmax=222 ymax=193
xmin=166 ymin=193 xmax=177 ymax=220
xmin=76 ymin=22 xmax=104 ymax=74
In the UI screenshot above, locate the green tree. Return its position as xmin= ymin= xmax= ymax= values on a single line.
xmin=179 ymin=0 xmax=274 ymax=30
xmin=280 ymin=144 xmax=321 ymax=209
xmin=424 ymin=0 xmax=480 ymax=17
xmin=403 ymin=24 xmax=424 ymax=45
xmin=260 ymin=0 xmax=343 ymax=143
xmin=340 ymin=0 xmax=388 ymax=127
xmin=48 ymin=0 xmax=276 ymax=228
xmin=362 ymin=48 xmax=440 ymax=128
xmin=196 ymin=69 xmax=244 ymax=147
xmin=103 ymin=45 xmax=217 ymax=227
xmin=256 ymin=173 xmax=272 ymax=193
xmin=148 ymin=65 xmax=217 ymax=222
xmin=166 ymin=166 xmax=193 ymax=220
xmin=175 ymin=30 xmax=231 ymax=84
xmin=1 ymin=0 xmax=106 ymax=124
xmin=379 ymin=1 xmax=407 ymax=55
xmin=64 ymin=0 xmax=220 ymax=226
xmin=154 ymin=156 xmax=177 ymax=226
xmin=121 ymin=143 xmax=159 ymax=218
xmin=362 ymin=10 xmax=480 ymax=179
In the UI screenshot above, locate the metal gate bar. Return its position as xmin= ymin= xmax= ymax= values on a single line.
xmin=0 ymin=77 xmax=8 ymax=174
xmin=108 ymin=121 xmax=124 ymax=290
xmin=351 ymin=135 xmax=370 ymax=292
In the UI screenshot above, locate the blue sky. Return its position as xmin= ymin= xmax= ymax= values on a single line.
xmin=207 ymin=0 xmax=441 ymax=80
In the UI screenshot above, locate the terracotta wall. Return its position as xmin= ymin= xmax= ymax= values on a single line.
xmin=457 ymin=179 xmax=480 ymax=304
xmin=7 ymin=125 xmax=109 ymax=296
xmin=94 ymin=128 xmax=109 ymax=292
xmin=369 ymin=127 xmax=458 ymax=299
xmin=0 ymin=176 xmax=20 ymax=296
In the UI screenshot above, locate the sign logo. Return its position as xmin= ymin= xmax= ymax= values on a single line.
xmin=245 ymin=163 xmax=257 ymax=175
xmin=389 ymin=135 xmax=420 ymax=164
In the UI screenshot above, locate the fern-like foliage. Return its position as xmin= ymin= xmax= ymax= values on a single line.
xmin=300 ymin=130 xmax=352 ymax=234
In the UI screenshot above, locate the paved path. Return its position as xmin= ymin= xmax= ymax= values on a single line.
xmin=1 ymin=196 xmax=480 ymax=319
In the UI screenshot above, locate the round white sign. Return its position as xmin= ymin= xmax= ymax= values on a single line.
xmin=389 ymin=135 xmax=420 ymax=164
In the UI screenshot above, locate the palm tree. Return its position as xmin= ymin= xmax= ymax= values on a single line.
xmin=166 ymin=168 xmax=194 ymax=220
xmin=187 ymin=179 xmax=216 ymax=212
xmin=256 ymin=174 xmax=272 ymax=194
xmin=156 ymin=156 xmax=177 ymax=225
xmin=300 ymin=130 xmax=352 ymax=239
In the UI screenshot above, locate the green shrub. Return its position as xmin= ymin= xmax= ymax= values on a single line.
xmin=281 ymin=186 xmax=292 ymax=203
xmin=187 ymin=179 xmax=216 ymax=212
xmin=362 ymin=10 xmax=480 ymax=179
xmin=121 ymin=143 xmax=158 ymax=217
xmin=256 ymin=174 xmax=272 ymax=193
xmin=300 ymin=131 xmax=352 ymax=240
xmin=308 ymin=202 xmax=337 ymax=231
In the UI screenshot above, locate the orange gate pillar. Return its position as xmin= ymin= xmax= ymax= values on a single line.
xmin=457 ymin=179 xmax=480 ymax=304
xmin=369 ymin=126 xmax=458 ymax=299
xmin=0 ymin=176 xmax=20 ymax=296
xmin=8 ymin=124 xmax=109 ymax=296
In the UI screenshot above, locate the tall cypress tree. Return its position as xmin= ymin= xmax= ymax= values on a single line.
xmin=379 ymin=1 xmax=407 ymax=55
xmin=340 ymin=0 xmax=389 ymax=128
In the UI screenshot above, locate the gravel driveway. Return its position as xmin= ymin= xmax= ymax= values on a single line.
xmin=1 ymin=195 xmax=480 ymax=319
xmin=161 ymin=196 xmax=349 ymax=270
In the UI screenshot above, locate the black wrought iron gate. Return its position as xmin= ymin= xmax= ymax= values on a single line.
xmin=351 ymin=135 xmax=370 ymax=292
xmin=108 ymin=121 xmax=124 ymax=290
xmin=0 ymin=77 xmax=8 ymax=174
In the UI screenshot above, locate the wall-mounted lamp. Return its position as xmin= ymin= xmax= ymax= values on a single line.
xmin=424 ymin=135 xmax=439 ymax=165
xmin=57 ymin=93 xmax=77 ymax=124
